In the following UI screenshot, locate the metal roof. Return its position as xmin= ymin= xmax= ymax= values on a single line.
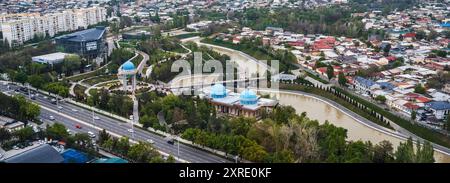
xmin=426 ymin=101 xmax=450 ymax=111
xmin=4 ymin=144 xmax=64 ymax=163
xmin=56 ymin=26 xmax=106 ymax=42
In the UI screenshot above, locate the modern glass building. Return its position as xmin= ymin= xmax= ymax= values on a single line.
xmin=55 ymin=26 xmax=107 ymax=59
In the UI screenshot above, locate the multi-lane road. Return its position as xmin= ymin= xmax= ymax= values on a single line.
xmin=0 ymin=82 xmax=231 ymax=163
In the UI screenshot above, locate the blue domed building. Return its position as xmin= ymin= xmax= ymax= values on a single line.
xmin=206 ymin=84 xmax=278 ymax=119
xmin=118 ymin=60 xmax=137 ymax=93
xmin=240 ymin=89 xmax=258 ymax=105
xmin=210 ymin=83 xmax=227 ymax=99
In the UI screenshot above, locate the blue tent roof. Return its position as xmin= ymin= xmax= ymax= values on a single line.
xmin=121 ymin=61 xmax=135 ymax=71
xmin=210 ymin=83 xmax=227 ymax=98
xmin=62 ymin=149 xmax=88 ymax=163
xmin=440 ymin=23 xmax=450 ymax=28
xmin=378 ymin=82 xmax=395 ymax=90
xmin=355 ymin=76 xmax=376 ymax=87
xmin=56 ymin=26 xmax=106 ymax=42
xmin=426 ymin=101 xmax=450 ymax=110
xmin=240 ymin=89 xmax=258 ymax=105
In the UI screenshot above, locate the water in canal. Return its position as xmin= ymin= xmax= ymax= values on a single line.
xmin=268 ymin=91 xmax=450 ymax=163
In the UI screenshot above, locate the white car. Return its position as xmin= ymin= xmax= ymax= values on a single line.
xmin=66 ymin=129 xmax=72 ymax=135
xmin=93 ymin=116 xmax=100 ymax=120
xmin=49 ymin=115 xmax=55 ymax=120
xmin=87 ymin=131 xmax=96 ymax=138
xmin=146 ymin=139 xmax=154 ymax=144
xmin=127 ymin=129 xmax=134 ymax=133
xmin=71 ymin=108 xmax=78 ymax=112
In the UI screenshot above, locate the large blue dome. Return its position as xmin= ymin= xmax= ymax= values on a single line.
xmin=210 ymin=83 xmax=227 ymax=98
xmin=240 ymin=89 xmax=258 ymax=105
xmin=121 ymin=61 xmax=135 ymax=71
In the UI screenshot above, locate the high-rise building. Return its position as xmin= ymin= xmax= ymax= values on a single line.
xmin=1 ymin=7 xmax=107 ymax=47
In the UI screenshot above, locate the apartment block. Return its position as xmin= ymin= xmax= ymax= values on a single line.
xmin=1 ymin=7 xmax=107 ymax=46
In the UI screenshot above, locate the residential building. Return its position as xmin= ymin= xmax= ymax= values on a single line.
xmin=1 ymin=7 xmax=107 ymax=47
xmin=425 ymin=101 xmax=450 ymax=120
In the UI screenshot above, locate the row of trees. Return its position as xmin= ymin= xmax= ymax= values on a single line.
xmin=97 ymin=129 xmax=175 ymax=163
xmin=203 ymin=37 xmax=297 ymax=73
xmin=88 ymin=89 xmax=133 ymax=117
xmin=0 ymin=93 xmax=40 ymax=122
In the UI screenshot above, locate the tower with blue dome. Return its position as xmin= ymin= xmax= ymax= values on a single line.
xmin=118 ymin=59 xmax=137 ymax=93
xmin=118 ymin=58 xmax=138 ymax=138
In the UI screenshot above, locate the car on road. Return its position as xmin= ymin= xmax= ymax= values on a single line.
xmin=44 ymin=96 xmax=48 ymax=99
xmin=71 ymin=109 xmax=78 ymax=112
xmin=30 ymin=94 xmax=36 ymax=100
xmin=66 ymin=129 xmax=72 ymax=135
xmin=93 ymin=116 xmax=100 ymax=120
xmin=51 ymin=99 xmax=57 ymax=104
xmin=87 ymin=131 xmax=96 ymax=138
xmin=58 ymin=106 xmax=63 ymax=109
xmin=166 ymin=137 xmax=175 ymax=145
xmin=49 ymin=115 xmax=55 ymax=120
xmin=146 ymin=139 xmax=154 ymax=144
xmin=75 ymin=124 xmax=82 ymax=129
xmin=127 ymin=129 xmax=134 ymax=133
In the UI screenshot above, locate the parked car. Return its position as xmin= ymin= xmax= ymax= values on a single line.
xmin=49 ymin=115 xmax=55 ymax=120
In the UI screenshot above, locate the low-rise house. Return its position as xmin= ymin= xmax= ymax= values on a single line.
xmin=353 ymin=76 xmax=380 ymax=96
xmin=425 ymin=101 xmax=450 ymax=120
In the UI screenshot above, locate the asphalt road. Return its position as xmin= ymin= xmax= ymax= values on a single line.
xmin=0 ymin=83 xmax=231 ymax=163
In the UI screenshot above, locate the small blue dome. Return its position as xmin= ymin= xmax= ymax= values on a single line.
xmin=210 ymin=83 xmax=227 ymax=98
xmin=121 ymin=61 xmax=135 ymax=71
xmin=240 ymin=89 xmax=258 ymax=105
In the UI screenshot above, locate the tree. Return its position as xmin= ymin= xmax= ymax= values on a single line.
xmin=372 ymin=140 xmax=394 ymax=163
xmin=446 ymin=113 xmax=450 ymax=132
xmin=326 ymin=65 xmax=334 ymax=80
xmin=338 ymin=72 xmax=347 ymax=86
xmin=383 ymin=44 xmax=391 ymax=56
xmin=15 ymin=71 xmax=28 ymax=84
xmin=395 ymin=137 xmax=415 ymax=163
xmin=98 ymin=129 xmax=111 ymax=146
xmin=46 ymin=123 xmax=69 ymax=140
xmin=127 ymin=142 xmax=160 ymax=163
xmin=415 ymin=141 xmax=435 ymax=163
xmin=415 ymin=30 xmax=426 ymax=40
xmin=414 ymin=84 xmax=426 ymax=94
xmin=0 ymin=128 xmax=12 ymax=146
xmin=62 ymin=55 xmax=82 ymax=76
xmin=14 ymin=126 xmax=34 ymax=142
xmin=374 ymin=95 xmax=386 ymax=103
xmin=411 ymin=110 xmax=417 ymax=121
xmin=115 ymin=137 xmax=130 ymax=155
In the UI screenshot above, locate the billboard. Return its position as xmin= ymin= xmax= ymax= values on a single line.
xmin=86 ymin=41 xmax=97 ymax=51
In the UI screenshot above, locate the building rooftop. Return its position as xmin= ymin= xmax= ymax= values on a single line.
xmin=426 ymin=101 xmax=450 ymax=110
xmin=3 ymin=144 xmax=64 ymax=163
xmin=56 ymin=26 xmax=106 ymax=42
xmin=94 ymin=157 xmax=128 ymax=163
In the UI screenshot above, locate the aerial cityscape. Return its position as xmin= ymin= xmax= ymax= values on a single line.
xmin=0 ymin=0 xmax=449 ymax=166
